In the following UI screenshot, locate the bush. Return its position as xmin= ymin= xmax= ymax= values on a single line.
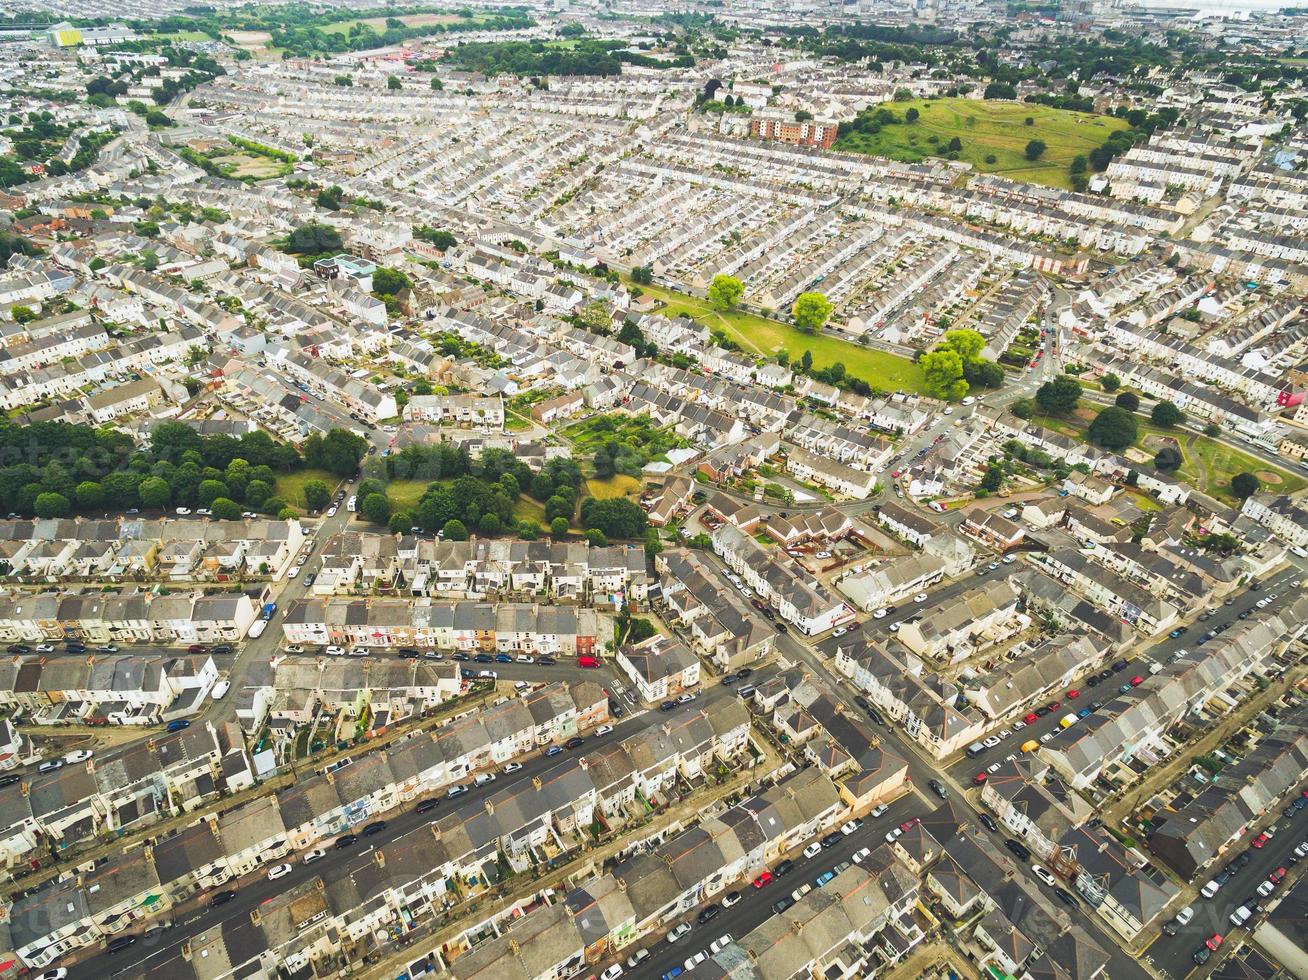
xmin=443 ymin=518 xmax=468 ymax=541
xmin=1101 ymin=373 xmax=1120 ymax=392
xmin=1154 ymin=447 xmax=1182 ymax=472
xmin=211 ymin=497 xmax=242 ymax=520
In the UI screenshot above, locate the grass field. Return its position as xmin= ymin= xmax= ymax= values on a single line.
xmin=630 ymin=279 xmax=928 ymax=396
xmin=211 ymin=152 xmax=286 ymax=179
xmin=319 ymin=12 xmax=474 ymax=34
xmin=835 ymin=98 xmax=1129 ymax=191
xmin=385 ymin=479 xmax=429 ymax=512
xmin=512 ymin=497 xmax=547 ymax=525
xmin=585 ymin=475 xmax=642 ymax=500
xmin=274 ymin=469 xmax=341 ymax=510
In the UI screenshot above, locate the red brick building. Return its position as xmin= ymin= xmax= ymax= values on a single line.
xmin=751 ymin=115 xmax=839 ymax=149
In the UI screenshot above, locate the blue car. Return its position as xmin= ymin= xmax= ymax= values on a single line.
xmin=1077 ymin=708 xmax=1091 ymax=718
xmin=662 ymin=969 xmax=683 ymax=980
xmin=815 ymin=871 xmax=835 ymax=887
xmin=545 ymin=745 xmax=563 ymax=757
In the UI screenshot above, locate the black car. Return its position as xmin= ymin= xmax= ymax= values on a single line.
xmin=928 ymin=779 xmax=949 ymax=799
xmin=452 ymin=653 xmax=469 ymax=661
xmin=6 ymin=643 xmax=30 ymax=653
xmin=107 ymin=935 xmax=138 ymax=953
xmin=1112 ymin=659 xmax=1129 ymax=672
xmin=821 ymin=832 xmax=842 ymax=848
xmin=1035 ymin=706 xmax=1052 ymax=717
xmin=660 ymin=700 xmax=677 ymax=711
xmin=1004 ymin=838 xmax=1031 ymax=861
xmin=1193 ymin=947 xmax=1211 ymax=966
xmin=1053 ymin=887 xmax=1078 ymax=908
xmin=460 ymin=669 xmax=476 ymax=680
xmin=65 ymin=643 xmax=86 ymax=653
xmin=539 ymin=656 xmax=558 ymax=666
xmin=774 ymin=859 xmax=794 ymax=877
xmin=609 ymin=700 xmax=626 ymax=717
xmin=772 ymin=897 xmax=794 ymax=915
xmin=565 ymin=737 xmax=586 ymax=749
xmin=737 ymin=667 xmax=753 ymax=679
xmin=415 ymin=798 xmax=439 ymax=814
xmin=1234 ymin=852 xmax=1251 ymax=869
xmin=1162 ymin=921 xmax=1179 ymax=937
xmin=363 ymin=821 xmax=387 ymax=836
xmin=474 ymin=654 xmax=493 ymax=664
xmin=398 ymin=647 xmax=420 ymax=657
xmin=1096 ymin=669 xmax=1114 ymax=682
xmin=979 ymin=813 xmax=999 ymax=833
xmin=1086 ymin=676 xmax=1101 ymax=688
xmin=722 ymin=674 xmax=738 ymax=686
xmin=866 ymin=707 xmax=886 ymax=727
xmin=335 ymin=834 xmax=359 ymax=849
xmin=853 ymin=695 xmax=870 ymax=710
xmin=697 ymin=904 xmax=721 ymax=924
xmin=212 ymin=644 xmax=233 ymax=655
xmin=774 ymin=622 xmax=788 ymax=634
xmin=210 ymin=890 xmax=238 ymax=907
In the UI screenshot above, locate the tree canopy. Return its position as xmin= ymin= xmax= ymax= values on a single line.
xmin=792 ymin=292 xmax=832 ymax=334
xmin=1087 ymin=406 xmax=1138 ymax=450
xmin=1035 ymin=375 xmax=1082 ymax=415
xmin=707 ymin=274 xmax=744 ymax=312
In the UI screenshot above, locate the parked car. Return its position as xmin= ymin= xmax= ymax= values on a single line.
xmin=666 ymin=922 xmax=692 ymax=943
xmin=303 ymin=848 xmax=328 ymax=864
xmin=268 ymin=864 xmax=293 ymax=881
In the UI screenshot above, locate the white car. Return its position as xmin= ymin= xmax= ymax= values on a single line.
xmin=840 ymin=820 xmax=859 ymax=835
xmin=851 ymin=847 xmax=872 ymax=864
xmin=666 ymin=922 xmax=692 ymax=943
xmin=503 ymin=762 xmax=523 ymax=774
xmin=1012 ymin=720 xmax=1026 ymax=730
xmin=33 ymin=971 xmax=68 ymax=980
xmin=832 ymin=627 xmax=847 ymax=637
xmin=595 ymin=725 xmax=614 ymax=737
xmin=987 ymin=762 xmax=1002 ymax=774
xmin=1031 ymin=864 xmax=1057 ymax=887
xmin=38 ymin=760 xmax=63 ymax=773
xmin=600 ymin=966 xmax=624 ymax=980
xmin=63 ymin=749 xmax=93 ymax=764
xmin=684 ymin=951 xmax=709 ymax=972
xmin=303 ymin=848 xmax=328 ymax=864
xmin=913 ymin=593 xmax=928 ymax=603
xmin=626 ymin=949 xmax=651 ymax=968
xmin=1039 ymin=731 xmax=1055 ymax=744
xmin=885 ymin=826 xmax=903 ymax=843
xmin=803 ymin=842 xmax=823 ymax=858
xmin=516 ymin=654 xmax=534 ymax=663
xmin=741 ymin=587 xmax=754 ymax=599
xmin=888 ymin=623 xmax=900 ymax=633
xmin=285 ymin=644 xmax=305 ymax=653
xmin=35 ymin=644 xmax=55 ymax=653
xmin=1201 ymin=879 xmax=1221 ymax=899
xmin=870 ymin=804 xmax=888 ymax=817
xmin=196 ymin=508 xmax=212 ymax=516
xmin=1294 ymin=842 xmax=1308 ymax=858
xmin=873 ymin=609 xmax=888 ymax=619
xmin=211 ymin=680 xmax=230 ymax=700
xmin=1002 ymin=555 xmax=1016 ymax=564
xmin=815 ymin=551 xmax=832 ymax=559
xmin=327 ymin=506 xmax=338 ymax=517
xmin=998 ymin=729 xmax=1012 ymax=740
xmin=175 ymin=507 xmax=191 ymax=515
xmin=983 ymin=736 xmax=1001 ymax=748
xmin=287 ymin=565 xmax=301 ymax=578
xmin=1229 ymin=906 xmax=1253 ymax=928
xmin=722 ymin=892 xmax=742 ymax=908
xmin=1257 ymin=880 xmax=1275 ymax=898
xmin=267 ymin=863 xmax=293 ymax=881
xmin=709 ymin=935 xmax=733 ymax=955
xmin=325 ymin=645 xmax=346 ymax=656
xmin=1174 ymin=906 xmax=1194 ymax=926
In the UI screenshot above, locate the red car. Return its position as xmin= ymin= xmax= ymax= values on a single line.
xmin=1129 ymin=676 xmax=1144 ymax=687
xmin=890 ymin=470 xmax=901 ymax=479
xmin=1048 ymin=701 xmax=1062 ymax=712
xmin=752 ymin=871 xmax=773 ymax=889
xmin=900 ymin=818 xmax=920 ymax=832
xmin=1252 ymin=834 xmax=1269 ymax=849
xmin=1269 ymin=867 xmax=1287 ymax=883
xmin=972 ymin=772 xmax=988 ymax=786
xmin=1206 ymin=933 xmax=1223 ymax=951
xmin=1024 ymin=713 xmax=1039 ymax=724
xmin=1066 ymin=689 xmax=1080 ymax=699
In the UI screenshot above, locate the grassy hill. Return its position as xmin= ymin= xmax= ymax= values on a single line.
xmin=835 ymin=97 xmax=1129 ymax=190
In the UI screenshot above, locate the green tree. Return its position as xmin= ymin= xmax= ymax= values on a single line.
xmin=940 ymin=328 xmax=985 ymax=361
xmin=34 ymin=492 xmax=70 ymax=518
xmin=430 ymin=76 xmax=444 ymax=91
xmin=800 ymin=350 xmax=813 ymax=373
xmin=210 ymin=497 xmax=242 ymax=520
xmin=550 ymin=516 xmax=570 ymax=539
xmin=387 ymin=75 xmax=402 ymax=90
xmin=1011 ymin=397 xmax=1036 ymax=419
xmin=302 ymin=479 xmax=331 ymax=512
xmin=1231 ymin=472 xmax=1261 ymax=499
xmin=1154 ymin=446 xmax=1182 ymax=472
xmin=1204 ymin=422 xmax=1222 ymax=437
xmin=75 ymin=481 xmax=104 ymax=510
xmin=905 ymin=107 xmax=920 ymax=123
xmin=1101 ymin=372 xmax=1120 ymax=392
xmin=303 ymin=429 xmax=367 ymax=476
xmin=1087 ymin=406 xmax=1138 ymax=450
xmin=443 ymin=518 xmax=468 ymax=541
xmin=630 ymin=265 xmax=653 ymax=285
xmin=196 ymin=479 xmax=228 ymax=506
xmin=138 ymin=476 xmax=171 ymax=509
xmin=1115 ymin=391 xmax=1140 ymax=412
xmin=361 ymin=492 xmax=391 ymax=524
xmin=371 ymin=267 xmax=411 ymax=297
xmin=947 ymin=136 xmax=962 ymax=152
xmin=707 ymin=274 xmax=744 ymax=312
xmin=1025 ymin=139 xmax=1047 ymax=161
xmin=1035 ymin=375 xmax=1081 ymax=415
xmin=1151 ymin=400 xmax=1184 ymax=427
xmin=963 ymin=359 xmax=1004 ymax=388
xmin=10 ymin=306 xmax=36 ymax=324
xmin=791 ymin=292 xmax=832 ymax=334
xmin=919 ymin=350 xmax=968 ymax=401
xmin=580 ymin=497 xmax=647 ymax=539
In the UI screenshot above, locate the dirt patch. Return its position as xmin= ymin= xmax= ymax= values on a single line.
xmin=1255 ymin=470 xmax=1283 ymax=485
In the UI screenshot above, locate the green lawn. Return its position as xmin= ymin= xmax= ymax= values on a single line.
xmin=585 ymin=475 xmax=642 ymax=500
xmin=1030 ymin=410 xmax=1305 ymax=504
xmin=274 ymin=468 xmax=342 ymax=510
xmin=385 ymin=479 xmax=430 ymax=512
xmin=835 ymin=98 xmax=1129 ymax=191
xmin=630 ymin=279 xmax=928 ymax=396
xmin=512 ymin=497 xmax=547 ymax=525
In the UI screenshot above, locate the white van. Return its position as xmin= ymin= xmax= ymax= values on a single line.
xmin=247 ymin=619 xmax=268 ymax=639
xmin=347 ymin=495 xmax=357 ymax=512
